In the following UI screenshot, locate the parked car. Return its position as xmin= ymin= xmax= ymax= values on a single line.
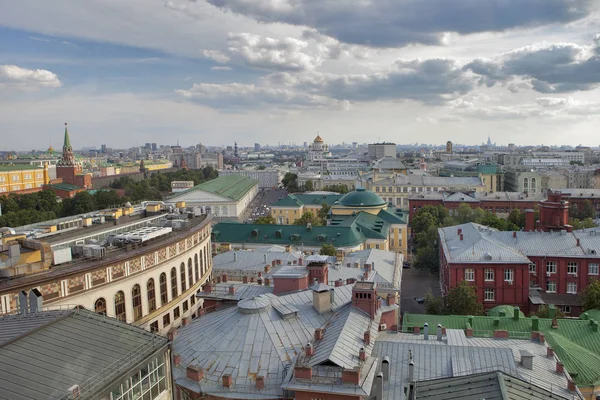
xmin=414 ymin=297 xmax=425 ymax=304
xmin=403 ymin=262 xmax=411 ymax=269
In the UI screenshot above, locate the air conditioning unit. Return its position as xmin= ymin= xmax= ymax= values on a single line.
xmin=68 ymin=385 xmax=81 ymax=399
xmin=379 ymin=323 xmax=387 ymax=331
xmin=507 ymin=280 xmax=514 ymax=285
xmin=546 ymin=273 xmax=551 ymax=277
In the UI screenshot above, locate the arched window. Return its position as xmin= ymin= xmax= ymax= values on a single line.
xmin=171 ymin=267 xmax=178 ymax=299
xmin=115 ymin=291 xmax=126 ymax=322
xmin=194 ymin=254 xmax=199 ymax=282
xmin=188 ymin=258 xmax=193 ymax=285
xmin=531 ymin=177 xmax=537 ymax=193
xmin=132 ymin=284 xmax=142 ymax=321
xmin=180 ymin=262 xmax=187 ymax=292
xmin=147 ymin=279 xmax=156 ymax=312
xmin=160 ymin=273 xmax=168 ymax=306
xmin=523 ymin=177 xmax=529 ymax=193
xmin=200 ymin=249 xmax=204 ymax=276
xmin=94 ymin=298 xmax=106 ymax=316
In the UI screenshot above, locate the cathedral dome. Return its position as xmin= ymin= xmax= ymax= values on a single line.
xmin=313 ymin=135 xmax=324 ymax=143
xmin=338 ymin=188 xmax=386 ymax=208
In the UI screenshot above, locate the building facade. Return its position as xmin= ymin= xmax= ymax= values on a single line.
xmin=219 ymin=168 xmax=284 ymax=188
xmin=368 ymin=142 xmax=396 ymax=159
xmin=0 ymin=164 xmax=49 ymax=194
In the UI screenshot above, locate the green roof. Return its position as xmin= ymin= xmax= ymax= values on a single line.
xmin=48 ymin=183 xmax=83 ymax=191
xmin=338 ymin=188 xmax=386 ymax=207
xmin=274 ymin=193 xmax=343 ymax=208
xmin=180 ymin=176 xmax=258 ymax=201
xmin=402 ymin=312 xmax=600 ymax=387
xmin=376 ymin=207 xmax=408 ymax=225
xmin=487 ymin=305 xmax=525 ymax=318
xmin=0 ymin=165 xmax=43 ymax=172
xmin=63 ymin=124 xmax=71 ymax=148
xmin=212 ymin=220 xmax=366 ymax=248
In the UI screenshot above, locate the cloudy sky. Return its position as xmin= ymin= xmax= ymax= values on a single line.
xmin=1 ymin=0 xmax=599 ymax=150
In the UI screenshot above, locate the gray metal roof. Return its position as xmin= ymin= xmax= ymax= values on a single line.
xmin=212 ymin=247 xmax=301 ymax=275
xmin=374 ymin=175 xmax=483 ymax=188
xmin=330 ymin=249 xmax=401 ymax=290
xmin=172 ymin=285 xmax=354 ymax=398
xmin=0 ymin=309 xmax=68 ymax=346
xmin=308 ymin=305 xmax=380 ymax=369
xmin=196 ymin=282 xmax=274 ymax=301
xmin=0 ymin=309 xmax=167 ymax=400
xmin=413 ymin=370 xmax=573 ymax=400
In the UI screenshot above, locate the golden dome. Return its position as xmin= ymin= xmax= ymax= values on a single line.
xmin=48 ymin=146 xmax=55 ymax=153
xmin=314 ymin=134 xmax=324 ymax=143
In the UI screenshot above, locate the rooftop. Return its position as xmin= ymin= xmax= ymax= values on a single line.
xmin=272 ymin=193 xmax=343 ymax=208
xmin=338 ymin=188 xmax=387 ymax=207
xmin=47 ymin=182 xmax=84 ymax=191
xmin=0 ymin=164 xmax=43 ymax=172
xmin=171 ymin=175 xmax=258 ymax=201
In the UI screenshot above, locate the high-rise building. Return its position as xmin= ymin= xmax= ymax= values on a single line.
xmin=254 ymin=143 xmax=261 ymax=152
xmin=446 ymin=141 xmax=453 ymax=154
xmin=368 ymin=142 xmax=396 ymax=159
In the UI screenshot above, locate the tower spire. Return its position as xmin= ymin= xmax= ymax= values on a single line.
xmin=59 ymin=122 xmax=75 ymax=165
xmin=63 ymin=122 xmax=71 ymax=149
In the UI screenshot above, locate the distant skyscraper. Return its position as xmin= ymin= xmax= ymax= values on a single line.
xmin=144 ymin=142 xmax=152 ymax=150
xmin=254 ymin=143 xmax=261 ymax=152
xmin=446 ymin=141 xmax=453 ymax=154
xmin=234 ymin=142 xmax=239 ymax=157
xmin=487 ymin=135 xmax=492 ymax=146
xmin=101 ymin=144 xmax=107 ymax=153
xmin=151 ymin=143 xmax=157 ymax=151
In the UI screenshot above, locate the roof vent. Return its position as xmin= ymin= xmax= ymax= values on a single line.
xmin=483 ymin=252 xmax=492 ymax=261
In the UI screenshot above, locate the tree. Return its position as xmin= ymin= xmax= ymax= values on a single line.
xmin=424 ymin=290 xmax=444 ymax=315
xmin=322 ymin=184 xmax=349 ymax=194
xmin=444 ymin=280 xmax=484 ymax=315
xmin=255 ymin=215 xmax=275 ymax=224
xmin=533 ymin=305 xmax=565 ymax=319
xmin=319 ymin=244 xmax=336 ymax=256
xmin=317 ymin=203 xmax=331 ymax=225
xmin=304 ymin=180 xmax=315 ymax=192
xmin=456 ymin=203 xmax=473 ymax=224
xmin=294 ymin=212 xmax=323 ymax=226
xmin=581 ymin=200 xmax=596 ymax=219
xmin=508 ymin=209 xmax=526 ymax=229
xmin=282 ymin=173 xmax=298 ymax=192
xmin=257 ymin=165 xmax=266 ymax=170
xmin=580 ymin=279 xmax=600 ymax=311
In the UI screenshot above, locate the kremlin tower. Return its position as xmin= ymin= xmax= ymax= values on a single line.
xmin=55 ymin=123 xmax=92 ymax=189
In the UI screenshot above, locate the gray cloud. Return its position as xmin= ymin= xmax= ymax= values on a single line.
xmin=464 ymin=37 xmax=600 ymax=93
xmin=202 ymin=49 xmax=231 ymax=63
xmin=206 ymin=0 xmax=593 ymax=47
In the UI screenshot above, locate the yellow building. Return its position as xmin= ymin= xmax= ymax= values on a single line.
xmin=0 ymin=164 xmax=50 ymax=194
xmin=270 ymin=193 xmax=343 ymax=224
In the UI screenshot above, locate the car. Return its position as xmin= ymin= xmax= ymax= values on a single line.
xmin=414 ymin=297 xmax=425 ymax=304
xmin=403 ymin=262 xmax=411 ymax=269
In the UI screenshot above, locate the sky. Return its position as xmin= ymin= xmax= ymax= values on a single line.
xmin=0 ymin=0 xmax=599 ymax=150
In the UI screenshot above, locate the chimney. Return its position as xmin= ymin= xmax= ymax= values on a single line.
xmin=347 ymin=278 xmax=357 ymax=284
xmin=341 ymin=368 xmax=361 ymax=385
xmin=547 ymin=347 xmax=554 ymax=357
xmin=514 ymin=306 xmax=520 ymax=320
xmin=272 ymin=260 xmax=276 ymax=267
xmin=299 ymin=257 xmax=303 ymax=266
xmin=381 ymin=357 xmax=390 ymax=381
xmin=314 ymin=328 xmax=324 ymax=341
xmin=577 ymin=238 xmax=580 ymax=246
xmin=460 ymin=233 xmax=463 ymax=241
xmin=365 ymin=263 xmax=372 ymax=272
xmin=305 ymin=343 xmax=314 ymax=356
xmin=359 ymin=347 xmax=367 ymax=361
xmin=330 ymin=288 xmax=335 ymax=304
xmin=513 ymin=231 xmax=517 ymax=238
xmin=408 ymin=359 xmax=414 ymax=383
xmin=186 ymin=366 xmax=204 ymax=382
xmin=387 ymin=293 xmax=396 ymax=305
xmin=294 ymin=366 xmax=312 ymax=379
xmin=436 ymin=324 xmax=442 ymax=341
xmin=375 ymin=372 xmax=384 ymax=400
xmin=255 ymin=376 xmax=265 ymax=390
xmin=264 ymin=253 xmax=268 ymax=263
xmin=19 ymin=290 xmax=28 ymax=314
xmin=167 ymin=328 xmax=177 ymax=341
xmin=233 ymin=252 xmax=237 ymax=262
xmin=28 ymin=289 xmax=43 ymax=313
xmin=313 ymin=284 xmax=332 ymax=313
xmin=335 ymin=278 xmax=343 ymax=287
xmin=182 ymin=317 xmax=189 ymax=327
xmin=222 ymin=374 xmax=232 ymax=388
xmin=423 ymin=323 xmax=429 ymax=340
xmin=243 ymin=276 xmax=248 ymax=284
xmin=258 ymin=271 xmax=263 ymax=278
xmin=222 ymin=273 xmax=228 ymax=283
xmin=525 ymin=209 xmax=535 ymax=232
xmin=228 ymin=285 xmax=236 ymax=295
xmin=264 ymin=278 xmax=271 ymax=286
xmin=173 ymin=354 xmax=181 ymax=366
xmin=203 ymin=283 xmax=212 ymax=293
xmin=556 ymin=361 xmax=564 ymax=374
xmin=568 ymin=379 xmax=577 ymax=392
xmin=457 ymin=228 xmax=462 ymax=235
xmin=264 ymin=264 xmax=271 ymax=273
xmin=364 ymin=331 xmax=371 ymax=345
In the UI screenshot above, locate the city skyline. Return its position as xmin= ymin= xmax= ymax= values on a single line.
xmin=1 ymin=1 xmax=600 ymax=149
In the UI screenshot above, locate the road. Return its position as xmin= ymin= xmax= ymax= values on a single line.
xmin=241 ymin=188 xmax=288 ymax=222
xmin=400 ymin=267 xmax=441 ymax=315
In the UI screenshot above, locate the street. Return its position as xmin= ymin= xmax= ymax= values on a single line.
xmin=400 ymin=266 xmax=441 ymax=315
xmin=241 ymin=188 xmax=288 ymax=222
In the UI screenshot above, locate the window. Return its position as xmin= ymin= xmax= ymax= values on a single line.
xmin=194 ymin=254 xmax=199 ymax=282
xmin=546 ymin=281 xmax=557 ymax=293
xmin=529 ymin=263 xmax=536 ymax=273
xmin=381 ymin=187 xmax=386 ymax=193
xmin=163 ymin=313 xmax=171 ymax=327
xmin=589 ymin=263 xmax=599 ymax=275
xmin=36 ymin=173 xmax=42 ymax=179
xmin=484 ymin=269 xmax=494 ymax=281
xmin=546 ymin=261 xmax=557 ymax=274
xmin=159 ymin=273 xmax=168 ymax=306
xmin=0 ymin=176 xmax=4 ymax=182
xmin=150 ymin=321 xmax=159 ymax=333
xmin=567 ymin=262 xmax=578 ymax=275
xmin=11 ymin=174 xmax=19 ymax=182
xmin=24 ymin=173 xmax=32 ymax=180
xmin=183 ymin=300 xmax=189 ymax=313
xmin=504 ymin=269 xmax=514 ymax=282
xmin=171 ymin=267 xmax=178 ymax=298
xmin=147 ymin=278 xmax=156 ymax=312
xmin=200 ymin=250 xmax=204 ymax=275
xmin=375 ymin=244 xmax=380 ymax=249
xmin=132 ymin=284 xmax=142 ymax=321
xmin=115 ymin=291 xmax=126 ymax=322
xmin=110 ymin=355 xmax=167 ymax=400
xmin=173 ymin=306 xmax=180 ymax=320
xmin=94 ymin=297 xmax=106 ymax=315
xmin=559 ymin=305 xmax=572 ymax=314
xmin=567 ymin=282 xmax=577 ymax=294
xmin=375 ymin=187 xmax=380 ymax=192
xmin=484 ymin=288 xmax=494 ymax=301
xmin=190 ymin=294 xmax=196 ymax=306
xmin=465 ymin=269 xmax=474 ymax=281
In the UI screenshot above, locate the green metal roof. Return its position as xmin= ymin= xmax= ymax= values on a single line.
xmin=212 ymin=220 xmax=366 ymax=248
xmin=487 ymin=305 xmax=525 ymax=318
xmin=273 ymin=193 xmax=343 ymax=208
xmin=48 ymin=182 xmax=83 ymax=191
xmin=376 ymin=208 xmax=408 ymax=225
xmin=402 ymin=312 xmax=600 ymax=387
xmin=338 ymin=188 xmax=386 ymax=207
xmin=182 ymin=176 xmax=258 ymax=201
xmin=63 ymin=124 xmax=71 ymax=148
xmin=0 ymin=165 xmax=43 ymax=172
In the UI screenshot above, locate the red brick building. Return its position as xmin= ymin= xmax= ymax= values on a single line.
xmin=438 ymin=191 xmax=599 ymax=316
xmin=56 ymin=123 xmax=93 ymax=189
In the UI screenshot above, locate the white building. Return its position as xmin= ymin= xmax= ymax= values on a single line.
xmin=219 ymin=168 xmax=284 ymax=188
xmin=168 ymin=175 xmax=259 ymax=218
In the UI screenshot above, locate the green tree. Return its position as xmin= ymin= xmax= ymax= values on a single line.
xmin=444 ymin=280 xmax=484 ymax=315
xmin=322 ymin=184 xmax=349 ymax=194
xmin=533 ymin=305 xmax=565 ymax=319
xmin=255 ymin=215 xmax=275 ymax=224
xmin=317 ymin=203 xmax=331 ymax=225
xmin=93 ymin=190 xmax=122 ymax=209
xmin=61 ymin=192 xmax=96 ymax=216
xmin=580 ymin=279 xmax=600 ymax=311
xmin=581 ymin=200 xmax=596 ymax=219
xmin=257 ymin=165 xmax=266 ymax=170
xmin=294 ymin=212 xmax=323 ymax=226
xmin=304 ymin=180 xmax=315 ymax=192
xmin=508 ymin=209 xmax=526 ymax=229
xmin=319 ymin=244 xmax=336 ymax=256
xmin=424 ymin=290 xmax=444 ymax=315
xmin=456 ymin=203 xmax=473 ymax=224
xmin=282 ymin=173 xmax=298 ymax=192
xmin=411 ymin=211 xmax=437 ymax=236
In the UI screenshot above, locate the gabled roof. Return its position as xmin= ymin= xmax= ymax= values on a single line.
xmin=444 ymin=192 xmax=478 ymax=202
xmin=171 ymin=175 xmax=258 ymax=201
